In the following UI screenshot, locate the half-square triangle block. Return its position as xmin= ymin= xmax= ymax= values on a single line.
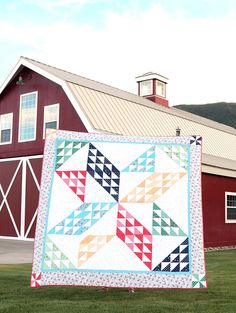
xmin=87 ymin=143 xmax=120 ymax=202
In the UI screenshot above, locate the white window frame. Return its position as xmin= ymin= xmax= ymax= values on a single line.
xmin=140 ymin=80 xmax=153 ymax=96
xmin=225 ymin=192 xmax=236 ymax=223
xmin=156 ymin=80 xmax=166 ymax=98
xmin=43 ymin=103 xmax=60 ymax=139
xmin=18 ymin=91 xmax=38 ymax=143
xmin=0 ymin=113 xmax=13 ymax=145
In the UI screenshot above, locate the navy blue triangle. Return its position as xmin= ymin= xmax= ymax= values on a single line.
xmin=172 ymin=264 xmax=180 ymax=272
xmin=163 ymin=264 xmax=170 ymax=271
xmin=152 ymin=238 xmax=189 ymax=272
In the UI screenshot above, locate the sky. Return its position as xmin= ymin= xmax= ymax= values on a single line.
xmin=1 ymin=0 xmax=236 ymax=106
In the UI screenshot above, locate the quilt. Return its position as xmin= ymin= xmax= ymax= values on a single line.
xmin=31 ymin=130 xmax=207 ymax=289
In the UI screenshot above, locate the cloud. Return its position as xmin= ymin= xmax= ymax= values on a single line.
xmin=23 ymin=0 xmax=95 ymax=10
xmin=1 ymin=3 xmax=236 ymax=105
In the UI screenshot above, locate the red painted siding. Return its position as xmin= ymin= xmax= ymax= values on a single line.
xmin=202 ymin=173 xmax=236 ymax=247
xmin=0 ymin=160 xmax=22 ymax=237
xmin=145 ymin=95 xmax=169 ymax=107
xmin=25 ymin=158 xmax=42 ymax=238
xmin=0 ymin=67 xmax=87 ymax=159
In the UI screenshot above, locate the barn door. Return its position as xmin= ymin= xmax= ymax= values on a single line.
xmin=0 ymin=156 xmax=43 ymax=240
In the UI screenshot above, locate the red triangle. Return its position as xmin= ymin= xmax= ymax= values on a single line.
xmin=79 ymin=178 xmax=86 ymax=185
xmin=125 ymin=219 xmax=133 ymax=227
xmin=71 ymin=170 xmax=79 ymax=177
xmin=135 ymin=243 xmax=144 ymax=252
xmin=64 ymin=171 xmax=71 ymax=177
xmin=144 ymin=252 xmax=152 ymax=260
xmin=116 ymin=229 xmax=125 ymax=241
xmin=78 ymin=195 xmax=85 ymax=202
xmin=144 ymin=243 xmax=152 ymax=252
xmin=135 ymin=234 xmax=143 ymax=241
xmin=143 ymin=228 xmax=151 ymax=236
xmin=70 ymin=186 xmax=77 ymax=194
xmin=80 ymin=171 xmax=87 ymax=177
xmin=135 ymin=252 xmax=143 ymax=260
xmin=134 ymin=220 xmax=142 ymax=227
xmin=117 ymin=211 xmax=125 ymax=219
xmin=56 ymin=170 xmax=63 ymax=178
xmin=144 ymin=261 xmax=152 ymax=270
xmin=125 ymin=228 xmax=134 ymax=235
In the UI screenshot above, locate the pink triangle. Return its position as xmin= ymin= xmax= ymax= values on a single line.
xmin=57 ymin=170 xmax=87 ymax=200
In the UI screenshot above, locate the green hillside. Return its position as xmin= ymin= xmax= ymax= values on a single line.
xmin=175 ymin=102 xmax=236 ymax=129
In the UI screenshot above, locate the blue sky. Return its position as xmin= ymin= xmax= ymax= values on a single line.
xmin=1 ymin=0 xmax=236 ymax=105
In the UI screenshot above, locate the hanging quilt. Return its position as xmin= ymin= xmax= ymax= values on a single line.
xmin=31 ymin=130 xmax=207 ymax=289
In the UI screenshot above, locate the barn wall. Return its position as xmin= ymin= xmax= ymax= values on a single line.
xmin=0 ymin=67 xmax=87 ymax=159
xmin=202 ymin=173 xmax=236 ymax=247
xmin=0 ymin=156 xmax=42 ymax=239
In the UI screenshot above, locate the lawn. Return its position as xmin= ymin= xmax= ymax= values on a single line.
xmin=0 ymin=250 xmax=235 ymax=313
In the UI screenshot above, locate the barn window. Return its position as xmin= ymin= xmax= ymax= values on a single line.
xmin=0 ymin=113 xmax=13 ymax=144
xmin=140 ymin=80 xmax=152 ymax=96
xmin=19 ymin=91 xmax=37 ymax=142
xmin=225 ymin=192 xmax=236 ymax=223
xmin=156 ymin=80 xmax=166 ymax=97
xmin=43 ymin=104 xmax=59 ymax=138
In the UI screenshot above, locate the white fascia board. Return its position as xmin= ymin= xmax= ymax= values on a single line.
xmin=0 ymin=58 xmax=23 ymax=93
xmin=202 ymin=164 xmax=236 ymax=178
xmin=0 ymin=57 xmax=95 ymax=133
xmin=136 ymin=73 xmax=168 ymax=83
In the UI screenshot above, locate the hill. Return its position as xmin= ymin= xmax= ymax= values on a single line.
xmin=175 ymin=102 xmax=236 ymax=129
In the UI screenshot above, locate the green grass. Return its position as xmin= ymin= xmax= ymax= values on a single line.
xmin=0 ymin=250 xmax=236 ymax=313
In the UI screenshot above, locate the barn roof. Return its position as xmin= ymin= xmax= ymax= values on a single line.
xmin=1 ymin=56 xmax=236 ymax=177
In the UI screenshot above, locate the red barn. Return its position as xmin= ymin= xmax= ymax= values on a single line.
xmin=0 ymin=57 xmax=235 ymax=247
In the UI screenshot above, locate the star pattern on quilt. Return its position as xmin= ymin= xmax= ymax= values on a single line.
xmin=121 ymin=172 xmax=186 ymax=203
xmin=43 ymin=139 xmax=194 ymax=280
xmin=122 ymin=146 xmax=155 ymax=172
xmin=190 ymin=136 xmax=202 ymax=145
xmin=192 ymin=274 xmax=207 ymax=288
xmin=43 ymin=237 xmax=76 ymax=270
xmin=56 ymin=170 xmax=87 ymax=202
xmin=48 ymin=203 xmax=117 ymax=235
xmin=116 ymin=205 xmax=152 ymax=270
xmin=152 ymin=203 xmax=186 ymax=236
xmin=31 ymin=273 xmax=42 ymax=288
xmin=55 ymin=141 xmax=88 ymax=169
xmin=153 ymin=238 xmax=189 ymax=272
xmin=78 ymin=235 xmax=114 ymax=267
xmin=159 ymin=145 xmax=188 ymax=170
xmin=87 ymin=143 xmax=120 ymax=201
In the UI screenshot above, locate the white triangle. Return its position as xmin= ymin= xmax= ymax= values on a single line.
xmin=170 ymin=253 xmax=178 ymax=262
xmin=161 ymin=262 xmax=169 ymax=270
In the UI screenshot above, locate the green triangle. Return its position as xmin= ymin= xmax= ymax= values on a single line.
xmin=153 ymin=228 xmax=161 ymax=235
xmin=161 ymin=211 xmax=169 ymax=219
xmin=179 ymin=229 xmax=187 ymax=236
xmin=161 ymin=219 xmax=169 ymax=227
xmin=170 ymin=220 xmax=178 ymax=227
xmin=153 ymin=212 xmax=161 ymax=218
xmin=170 ymin=228 xmax=178 ymax=236
xmin=161 ymin=228 xmax=169 ymax=235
